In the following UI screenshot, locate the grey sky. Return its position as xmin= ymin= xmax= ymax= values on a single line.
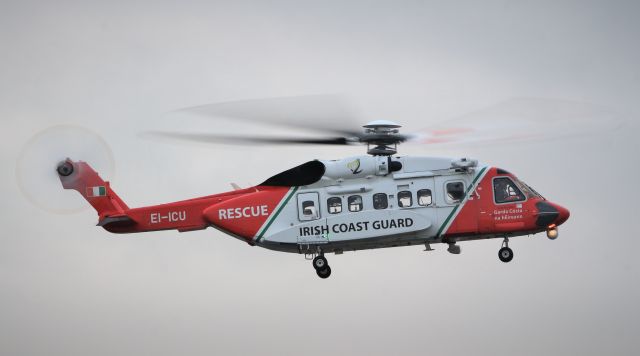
xmin=1 ymin=1 xmax=639 ymax=355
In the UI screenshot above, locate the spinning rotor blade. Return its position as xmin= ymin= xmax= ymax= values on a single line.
xmin=173 ymin=94 xmax=364 ymax=136
xmin=410 ymin=98 xmax=623 ymax=147
xmin=148 ymin=96 xmax=622 ymax=151
xmin=141 ymin=131 xmax=355 ymax=145
xmin=16 ymin=125 xmax=114 ymax=214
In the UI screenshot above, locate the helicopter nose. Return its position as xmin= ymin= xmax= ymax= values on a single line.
xmin=535 ymin=201 xmax=570 ymax=227
xmin=554 ymin=204 xmax=570 ymax=225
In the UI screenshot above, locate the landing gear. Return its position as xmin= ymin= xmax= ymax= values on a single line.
xmin=316 ymin=266 xmax=332 ymax=279
xmin=499 ymin=247 xmax=513 ymax=262
xmin=312 ymin=253 xmax=332 ymax=279
xmin=447 ymin=242 xmax=461 ymax=254
xmin=498 ymin=238 xmax=514 ymax=263
xmin=312 ymin=255 xmax=328 ymax=270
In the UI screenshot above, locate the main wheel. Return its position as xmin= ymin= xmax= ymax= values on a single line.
xmin=312 ymin=255 xmax=328 ymax=270
xmin=498 ymin=247 xmax=514 ymax=263
xmin=316 ymin=266 xmax=332 ymax=279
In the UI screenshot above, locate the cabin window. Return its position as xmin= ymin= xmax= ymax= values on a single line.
xmin=417 ymin=189 xmax=432 ymax=206
xmin=373 ymin=193 xmax=388 ymax=210
xmin=348 ymin=195 xmax=363 ymax=212
xmin=302 ymin=200 xmax=317 ymax=217
xmin=446 ymin=181 xmax=465 ymax=204
xmin=327 ymin=197 xmax=342 ymax=214
xmin=297 ymin=192 xmax=320 ymax=221
xmin=398 ymin=191 xmax=413 ymax=208
xmin=494 ymin=177 xmax=526 ymax=203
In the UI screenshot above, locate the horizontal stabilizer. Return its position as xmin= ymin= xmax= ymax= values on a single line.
xmin=97 ymin=215 xmax=136 ymax=228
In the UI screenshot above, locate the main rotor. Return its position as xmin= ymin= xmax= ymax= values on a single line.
xmin=146 ymin=119 xmax=410 ymax=156
xmin=144 ymin=94 xmax=413 ymax=156
xmin=142 ymin=95 xmax=619 ymax=157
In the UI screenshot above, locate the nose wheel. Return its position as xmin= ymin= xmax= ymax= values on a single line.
xmin=312 ymin=255 xmax=331 ymax=279
xmin=498 ymin=238 xmax=514 ymax=263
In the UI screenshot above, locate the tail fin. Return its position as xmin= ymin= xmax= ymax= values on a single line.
xmin=57 ymin=159 xmax=129 ymax=219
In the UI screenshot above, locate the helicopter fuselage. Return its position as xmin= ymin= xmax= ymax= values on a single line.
xmin=57 ymin=155 xmax=569 ymax=259
xmin=212 ymin=155 xmax=569 ymax=254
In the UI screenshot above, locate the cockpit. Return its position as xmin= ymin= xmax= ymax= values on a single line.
xmin=493 ymin=172 xmax=544 ymax=204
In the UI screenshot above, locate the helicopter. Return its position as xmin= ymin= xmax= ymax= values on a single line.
xmin=47 ymin=96 xmax=580 ymax=279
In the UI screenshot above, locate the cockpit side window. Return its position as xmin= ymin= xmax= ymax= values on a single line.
xmin=493 ymin=177 xmax=526 ymax=203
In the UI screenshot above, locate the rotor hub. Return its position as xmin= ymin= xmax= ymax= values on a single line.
xmin=361 ymin=120 xmax=405 ymax=156
xmin=57 ymin=161 xmax=74 ymax=176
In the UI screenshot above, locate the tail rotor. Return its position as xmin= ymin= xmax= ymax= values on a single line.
xmin=16 ymin=125 xmax=115 ymax=214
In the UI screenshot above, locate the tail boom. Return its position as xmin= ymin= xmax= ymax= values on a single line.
xmin=57 ymin=159 xmax=260 ymax=234
xmin=57 ymin=159 xmax=213 ymax=233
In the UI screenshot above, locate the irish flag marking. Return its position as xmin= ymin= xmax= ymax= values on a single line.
xmin=86 ymin=186 xmax=106 ymax=197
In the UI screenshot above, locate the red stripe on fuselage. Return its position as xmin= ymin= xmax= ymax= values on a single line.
xmin=203 ymin=186 xmax=290 ymax=240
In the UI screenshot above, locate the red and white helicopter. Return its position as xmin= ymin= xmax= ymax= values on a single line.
xmin=35 ymin=96 xmax=587 ymax=279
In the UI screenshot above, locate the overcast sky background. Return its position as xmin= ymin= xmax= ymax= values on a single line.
xmin=1 ymin=1 xmax=639 ymax=355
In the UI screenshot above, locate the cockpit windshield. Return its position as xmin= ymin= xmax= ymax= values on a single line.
xmin=513 ymin=177 xmax=544 ymax=199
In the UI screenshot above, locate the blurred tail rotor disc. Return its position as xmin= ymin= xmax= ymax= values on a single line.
xmin=16 ymin=125 xmax=114 ymax=214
